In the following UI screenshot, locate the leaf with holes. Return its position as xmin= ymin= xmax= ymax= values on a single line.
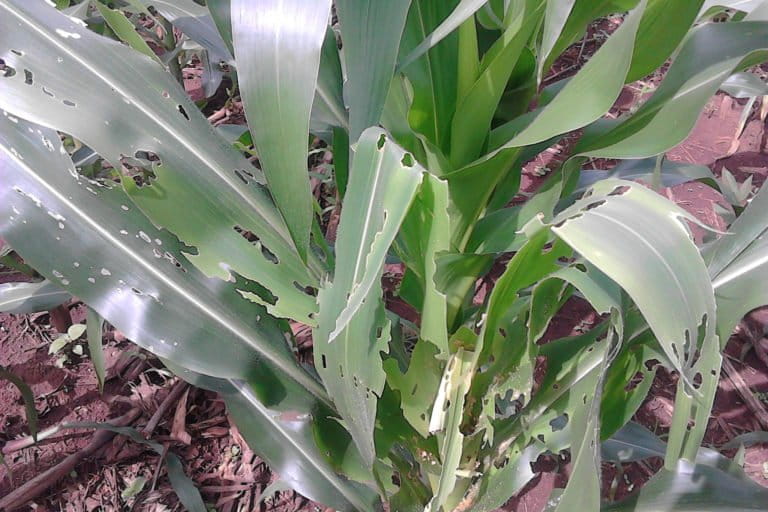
xmin=0 ymin=0 xmax=319 ymax=325
xmin=314 ymin=128 xmax=422 ymax=467
xmin=0 ymin=114 xmax=328 ymax=402
xmin=551 ymin=180 xmax=717 ymax=387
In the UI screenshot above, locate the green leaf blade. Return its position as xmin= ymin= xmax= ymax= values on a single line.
xmin=232 ymin=0 xmax=333 ymax=259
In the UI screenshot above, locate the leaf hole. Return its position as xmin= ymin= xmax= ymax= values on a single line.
xmin=401 ymin=153 xmax=414 ymax=167
xmin=10 ymin=49 xmax=22 ymax=56
xmin=261 ymin=245 xmax=279 ymax=264
xmin=624 ymin=371 xmax=645 ymax=392
xmin=554 ymin=213 xmax=582 ymax=228
xmin=608 ymin=185 xmax=630 ymax=196
xmin=177 ymin=104 xmax=190 ymax=120
xmin=585 ymin=200 xmax=606 ymax=211
xmin=549 ymin=414 xmax=568 ymax=432
xmin=321 ymin=354 xmax=327 ymax=368
xmin=376 ymin=134 xmax=387 ymax=149
xmin=42 ymin=86 xmax=55 ymax=97
xmin=23 ymin=69 xmax=32 ymax=85
xmin=292 ymin=281 xmax=317 ymax=297
xmin=62 ymin=99 xmax=76 ymax=107
xmin=234 ymin=169 xmax=250 ymax=184
xmin=693 ymin=372 xmax=703 ymax=389
xmin=0 ymin=59 xmax=16 ymax=77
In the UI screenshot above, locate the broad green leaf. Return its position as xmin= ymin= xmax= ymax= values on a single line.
xmin=712 ymin=231 xmax=768 ymax=340
xmin=398 ymin=0 xmax=488 ymax=71
xmin=164 ymin=359 xmax=381 ymax=511
xmin=470 ymin=226 xmax=571 ymax=443
xmin=467 ymin=177 xmax=561 ymax=254
xmin=232 ymin=0 xmax=332 ymax=260
xmin=384 ymin=340 xmax=442 ymax=437
xmin=450 ymin=0 xmax=546 ymax=167
xmin=577 ymin=21 xmax=768 ymax=159
xmin=492 ymin=325 xmax=610 ymax=468
xmin=326 ymin=129 xmax=423 ymax=339
xmin=496 ymin=0 xmax=647 ymax=149
xmin=0 ymin=280 xmax=69 ymax=314
xmin=539 ymin=0 xmax=577 ymax=83
xmin=206 ymin=0 xmax=234 ymax=55
xmin=720 ymin=71 xmax=768 ymax=98
xmin=139 ymin=0 xmax=233 ymax=62
xmin=434 ymin=252 xmax=494 ymax=329
xmin=600 ymin=333 xmax=658 ymax=437
xmin=427 ymin=343 xmax=475 ymax=512
xmin=0 ymin=115 xmax=328 ymax=402
xmin=398 ymin=0 xmax=460 ymax=153
xmin=721 ymin=431 xmax=768 ymax=449
xmin=63 ymin=0 xmax=91 ymax=19
xmin=576 ymin=158 xmax=716 ymax=193
xmin=603 ymin=459 xmax=768 ymax=511
xmin=94 ymin=2 xmax=161 ymax=63
xmin=0 ymin=366 xmax=38 ymax=441
xmin=625 ymin=0 xmax=705 ymax=83
xmin=703 ymin=182 xmax=768 ymax=337
xmin=312 ymin=27 xmax=349 ymax=138
xmin=0 ymin=1 xmax=319 ymax=324
xmin=602 ymin=421 xmax=768 ymax=509
xmin=224 ymin=381 xmax=380 ymax=512
xmin=700 ymin=0 xmax=768 ymax=17
xmin=555 ymin=317 xmax=623 ymax=512
xmin=601 ymin=421 xmax=670 ymax=463
xmin=86 ymin=307 xmax=106 ymax=392
xmin=314 ymin=128 xmax=422 ymax=467
xmin=552 ymin=180 xmax=721 ymax=467
xmin=541 ymin=0 xmax=637 ymax=73
xmin=445 ymin=147 xmax=521 ymax=248
xmin=468 ymin=444 xmax=538 ymax=512
xmin=398 ymin=175 xmax=451 ymax=353
xmin=530 ymin=263 xmax=621 ymax=344
xmin=336 ymin=0 xmax=412 ymax=140
xmin=551 ymin=180 xmax=716 ymax=386
xmin=479 ymin=223 xmax=571 ymax=359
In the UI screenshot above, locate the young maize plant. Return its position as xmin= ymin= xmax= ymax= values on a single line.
xmin=2 ymin=0 xmax=768 ymax=510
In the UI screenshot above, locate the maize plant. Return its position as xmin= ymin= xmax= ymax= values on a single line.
xmin=2 ymin=0 xmax=768 ymax=510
